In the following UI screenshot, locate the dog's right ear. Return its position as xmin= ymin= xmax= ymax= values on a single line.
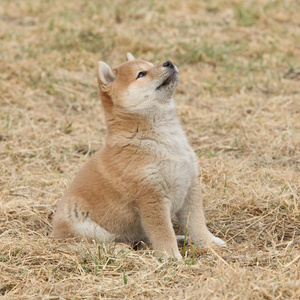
xmin=126 ymin=52 xmax=135 ymax=61
xmin=97 ymin=62 xmax=116 ymax=92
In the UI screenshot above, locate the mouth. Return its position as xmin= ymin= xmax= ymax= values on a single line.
xmin=156 ymin=72 xmax=177 ymax=90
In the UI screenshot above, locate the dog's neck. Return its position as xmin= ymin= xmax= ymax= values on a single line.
xmin=104 ymin=97 xmax=181 ymax=143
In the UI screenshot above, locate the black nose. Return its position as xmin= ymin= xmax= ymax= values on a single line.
xmin=163 ymin=61 xmax=174 ymax=69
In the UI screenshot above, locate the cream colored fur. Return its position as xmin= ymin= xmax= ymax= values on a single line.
xmin=52 ymin=53 xmax=226 ymax=260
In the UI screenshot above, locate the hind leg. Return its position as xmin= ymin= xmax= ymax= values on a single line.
xmin=53 ymin=197 xmax=115 ymax=243
xmin=72 ymin=218 xmax=115 ymax=242
xmin=52 ymin=200 xmax=74 ymax=239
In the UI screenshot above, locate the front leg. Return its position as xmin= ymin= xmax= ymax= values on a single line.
xmin=138 ymin=197 xmax=182 ymax=260
xmin=177 ymin=183 xmax=226 ymax=247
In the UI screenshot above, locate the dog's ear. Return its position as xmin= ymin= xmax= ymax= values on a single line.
xmin=97 ymin=62 xmax=116 ymax=92
xmin=126 ymin=52 xmax=135 ymax=61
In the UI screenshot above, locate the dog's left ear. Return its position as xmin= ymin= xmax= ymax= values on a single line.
xmin=97 ymin=61 xmax=116 ymax=92
xmin=126 ymin=52 xmax=135 ymax=61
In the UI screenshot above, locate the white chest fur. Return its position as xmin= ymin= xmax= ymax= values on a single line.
xmin=142 ymin=108 xmax=198 ymax=214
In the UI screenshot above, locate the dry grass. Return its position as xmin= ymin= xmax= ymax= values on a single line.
xmin=1 ymin=0 xmax=300 ymax=299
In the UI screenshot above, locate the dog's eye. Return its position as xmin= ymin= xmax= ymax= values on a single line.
xmin=137 ymin=71 xmax=147 ymax=79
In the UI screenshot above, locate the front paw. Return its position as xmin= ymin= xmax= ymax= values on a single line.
xmin=211 ymin=236 xmax=227 ymax=247
xmin=195 ymin=235 xmax=227 ymax=247
xmin=155 ymin=249 xmax=183 ymax=261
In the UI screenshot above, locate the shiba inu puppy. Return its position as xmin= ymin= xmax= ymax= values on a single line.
xmin=53 ymin=53 xmax=226 ymax=260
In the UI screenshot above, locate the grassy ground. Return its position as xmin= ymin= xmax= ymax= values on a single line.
xmin=1 ymin=0 xmax=300 ymax=298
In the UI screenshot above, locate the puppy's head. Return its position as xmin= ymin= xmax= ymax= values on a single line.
xmin=97 ymin=53 xmax=179 ymax=115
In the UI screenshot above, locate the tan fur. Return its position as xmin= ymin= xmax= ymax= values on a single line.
xmin=53 ymin=53 xmax=226 ymax=260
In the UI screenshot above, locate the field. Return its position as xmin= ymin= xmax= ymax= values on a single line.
xmin=0 ymin=0 xmax=300 ymax=299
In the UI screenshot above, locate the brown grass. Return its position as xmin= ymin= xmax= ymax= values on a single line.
xmin=1 ymin=0 xmax=299 ymax=299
